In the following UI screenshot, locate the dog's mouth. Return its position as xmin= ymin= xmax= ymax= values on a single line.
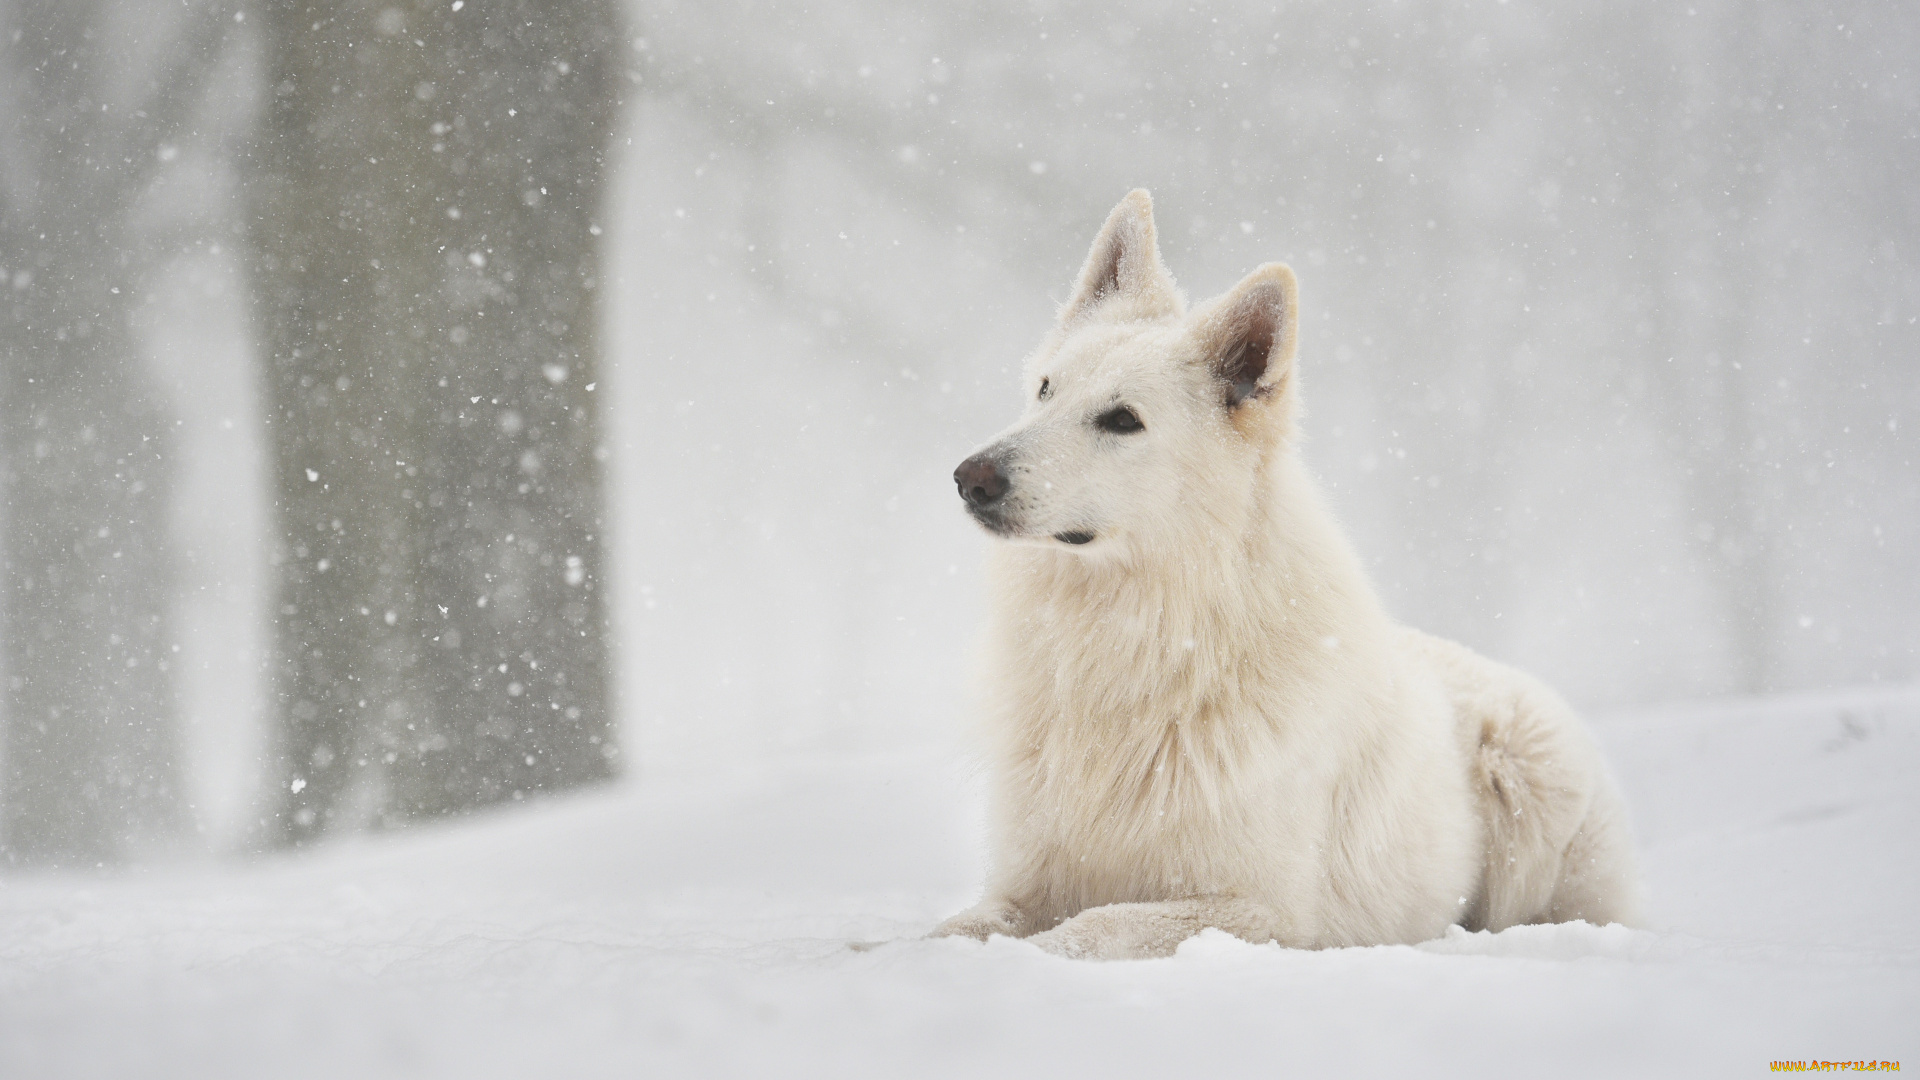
xmin=965 ymin=504 xmax=1018 ymax=537
xmin=966 ymin=507 xmax=1097 ymax=548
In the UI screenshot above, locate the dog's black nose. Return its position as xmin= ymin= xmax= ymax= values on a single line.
xmin=954 ymin=453 xmax=1010 ymax=508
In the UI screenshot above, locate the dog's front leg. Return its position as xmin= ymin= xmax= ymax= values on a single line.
xmin=1025 ymin=897 xmax=1286 ymax=960
xmin=928 ymin=897 xmax=1038 ymax=941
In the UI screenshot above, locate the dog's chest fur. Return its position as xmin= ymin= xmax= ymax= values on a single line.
xmin=982 ymin=516 xmax=1380 ymax=921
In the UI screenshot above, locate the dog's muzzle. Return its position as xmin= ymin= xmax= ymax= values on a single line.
xmin=954 ymin=450 xmax=1095 ymax=545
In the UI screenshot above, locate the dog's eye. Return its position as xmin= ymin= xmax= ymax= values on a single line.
xmin=1038 ymin=377 xmax=1051 ymax=401
xmin=1095 ymin=406 xmax=1144 ymax=434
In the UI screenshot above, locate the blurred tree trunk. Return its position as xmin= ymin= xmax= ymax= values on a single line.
xmin=0 ymin=0 xmax=215 ymax=865
xmin=245 ymin=0 xmax=623 ymax=843
xmin=0 ymin=248 xmax=179 ymax=866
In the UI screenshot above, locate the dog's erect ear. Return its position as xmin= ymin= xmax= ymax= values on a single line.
xmin=1194 ymin=263 xmax=1298 ymax=408
xmin=1060 ymin=190 xmax=1180 ymax=324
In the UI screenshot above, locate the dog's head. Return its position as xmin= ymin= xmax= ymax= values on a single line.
xmin=954 ymin=190 xmax=1299 ymax=559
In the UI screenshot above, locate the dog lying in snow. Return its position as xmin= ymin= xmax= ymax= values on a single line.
xmin=934 ymin=190 xmax=1640 ymax=960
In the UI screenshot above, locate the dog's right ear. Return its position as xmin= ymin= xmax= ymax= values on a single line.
xmin=1060 ymin=190 xmax=1181 ymax=325
xmin=1193 ymin=263 xmax=1298 ymax=411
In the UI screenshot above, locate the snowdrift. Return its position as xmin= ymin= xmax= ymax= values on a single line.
xmin=2 ymin=687 xmax=1914 ymax=1077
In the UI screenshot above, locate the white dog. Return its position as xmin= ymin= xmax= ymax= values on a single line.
xmin=934 ymin=191 xmax=1640 ymax=959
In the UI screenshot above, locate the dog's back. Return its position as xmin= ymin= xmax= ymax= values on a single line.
xmin=1410 ymin=629 xmax=1643 ymax=931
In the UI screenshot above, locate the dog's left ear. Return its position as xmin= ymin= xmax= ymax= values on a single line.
xmin=1194 ymin=263 xmax=1298 ymax=409
xmin=1060 ymin=190 xmax=1182 ymax=325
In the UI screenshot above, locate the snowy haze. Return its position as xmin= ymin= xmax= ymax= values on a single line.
xmin=41 ymin=0 xmax=1918 ymax=832
xmin=2 ymin=0 xmax=1917 ymax=1071
xmin=605 ymin=0 xmax=1920 ymax=774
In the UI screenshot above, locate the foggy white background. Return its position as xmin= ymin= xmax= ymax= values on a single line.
xmin=17 ymin=0 xmax=1917 ymax=848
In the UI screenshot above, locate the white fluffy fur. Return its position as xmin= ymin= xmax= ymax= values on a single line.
xmin=933 ymin=191 xmax=1640 ymax=960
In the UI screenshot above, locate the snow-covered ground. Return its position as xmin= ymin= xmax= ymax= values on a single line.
xmin=3 ymin=686 xmax=1914 ymax=1078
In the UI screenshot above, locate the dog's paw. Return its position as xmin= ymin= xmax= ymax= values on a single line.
xmin=928 ymin=901 xmax=1029 ymax=942
xmin=1026 ymin=923 xmax=1108 ymax=959
xmin=1027 ymin=918 xmax=1142 ymax=960
xmin=1026 ymin=904 xmax=1190 ymax=960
